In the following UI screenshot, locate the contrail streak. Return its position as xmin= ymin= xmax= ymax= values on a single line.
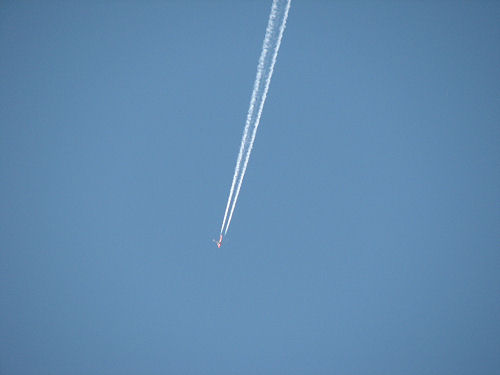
xmin=220 ymin=0 xmax=291 ymax=237
xmin=224 ymin=0 xmax=291 ymax=235
xmin=219 ymin=0 xmax=280 ymax=235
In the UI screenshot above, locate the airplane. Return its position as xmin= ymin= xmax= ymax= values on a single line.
xmin=212 ymin=234 xmax=223 ymax=248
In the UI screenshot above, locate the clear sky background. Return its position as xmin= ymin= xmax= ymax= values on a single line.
xmin=1 ymin=1 xmax=499 ymax=374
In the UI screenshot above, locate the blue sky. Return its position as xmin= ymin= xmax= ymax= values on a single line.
xmin=1 ymin=1 xmax=499 ymax=374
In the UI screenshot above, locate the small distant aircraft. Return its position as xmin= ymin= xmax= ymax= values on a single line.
xmin=212 ymin=234 xmax=223 ymax=248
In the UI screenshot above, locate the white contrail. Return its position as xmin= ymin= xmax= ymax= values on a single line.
xmin=222 ymin=0 xmax=291 ymax=236
xmin=219 ymin=0 xmax=280 ymax=235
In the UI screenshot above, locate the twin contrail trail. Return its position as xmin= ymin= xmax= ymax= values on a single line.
xmin=219 ymin=0 xmax=291 ymax=240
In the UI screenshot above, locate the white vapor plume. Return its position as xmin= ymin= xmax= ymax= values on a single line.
xmin=220 ymin=0 xmax=291 ymax=237
xmin=219 ymin=0 xmax=280 ymax=235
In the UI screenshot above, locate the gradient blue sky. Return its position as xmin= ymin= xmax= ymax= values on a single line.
xmin=1 ymin=1 xmax=499 ymax=374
